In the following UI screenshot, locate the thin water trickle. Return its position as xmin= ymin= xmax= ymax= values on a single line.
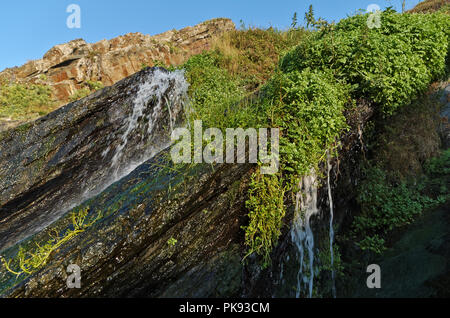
xmin=327 ymin=151 xmax=336 ymax=298
xmin=291 ymin=171 xmax=319 ymax=298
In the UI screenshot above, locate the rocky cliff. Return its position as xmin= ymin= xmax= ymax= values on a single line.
xmin=0 ymin=18 xmax=234 ymax=102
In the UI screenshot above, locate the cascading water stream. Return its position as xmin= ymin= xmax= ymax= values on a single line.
xmin=289 ymin=152 xmax=337 ymax=298
xmin=8 ymin=69 xmax=190 ymax=249
xmin=327 ymin=151 xmax=336 ymax=298
xmin=109 ymin=69 xmax=189 ymax=181
xmin=291 ymin=172 xmax=319 ymax=298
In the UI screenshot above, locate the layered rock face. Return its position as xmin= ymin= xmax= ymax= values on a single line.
xmin=0 ymin=63 xmax=374 ymax=297
xmin=0 ymin=18 xmax=234 ymax=102
xmin=0 ymin=67 xmax=254 ymax=298
xmin=0 ymin=67 xmax=189 ymax=251
xmin=2 ymin=153 xmax=253 ymax=298
xmin=0 ymin=73 xmax=375 ymax=298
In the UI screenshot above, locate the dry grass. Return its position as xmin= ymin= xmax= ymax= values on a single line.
xmin=210 ymin=27 xmax=308 ymax=91
xmin=409 ymin=0 xmax=449 ymax=13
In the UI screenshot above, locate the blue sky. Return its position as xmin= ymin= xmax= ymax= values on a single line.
xmin=0 ymin=0 xmax=422 ymax=71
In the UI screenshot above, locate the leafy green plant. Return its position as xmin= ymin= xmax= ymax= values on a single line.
xmin=425 ymin=148 xmax=450 ymax=176
xmin=0 ymin=81 xmax=53 ymax=120
xmin=267 ymin=68 xmax=349 ymax=177
xmin=423 ymin=148 xmax=450 ymax=200
xmin=243 ymin=172 xmax=286 ymax=268
xmin=1 ymin=208 xmax=102 ymax=278
xmin=167 ymin=237 xmax=178 ymax=247
xmin=352 ymin=165 xmax=444 ymax=254
xmin=280 ymin=9 xmax=449 ymax=115
xmin=182 ymin=52 xmax=245 ymax=130
xmin=179 ymin=10 xmax=450 ymax=267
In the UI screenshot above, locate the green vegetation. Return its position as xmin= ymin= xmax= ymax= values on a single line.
xmin=349 ymin=76 xmax=449 ymax=255
xmin=68 ymin=80 xmax=104 ymax=102
xmin=280 ymin=9 xmax=449 ymax=115
xmin=0 ymin=77 xmax=104 ymax=120
xmin=1 ymin=208 xmax=101 ymax=278
xmin=0 ymin=80 xmax=53 ymax=120
xmin=243 ymin=172 xmax=286 ymax=266
xmin=183 ymin=53 xmax=245 ymax=130
xmin=371 ymin=91 xmax=443 ymax=178
xmin=268 ymin=68 xmax=349 ymax=177
xmin=2 ymin=4 xmax=448 ymax=275
xmin=179 ymin=9 xmax=449 ymax=267
xmin=210 ymin=27 xmax=307 ymax=91
xmin=351 ymin=164 xmax=446 ymax=254
xmin=167 ymin=237 xmax=178 ymax=247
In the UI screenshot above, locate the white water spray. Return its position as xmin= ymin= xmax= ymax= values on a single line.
xmin=13 ymin=69 xmax=190 ymax=248
xmin=110 ymin=69 xmax=189 ymax=180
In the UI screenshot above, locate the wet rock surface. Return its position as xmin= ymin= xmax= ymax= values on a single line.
xmin=243 ymin=101 xmax=375 ymax=298
xmin=3 ymin=66 xmax=443 ymax=298
xmin=0 ymin=72 xmax=373 ymax=298
xmin=1 ymin=149 xmax=253 ymax=297
xmin=0 ymin=67 xmax=187 ymax=251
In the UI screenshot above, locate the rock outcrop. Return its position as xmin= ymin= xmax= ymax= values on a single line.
xmin=0 ymin=67 xmax=188 ymax=251
xmin=409 ymin=0 xmax=449 ymax=13
xmin=0 ymin=18 xmax=235 ymax=102
xmin=0 ymin=67 xmax=375 ymax=297
xmin=1 ymin=151 xmax=253 ymax=298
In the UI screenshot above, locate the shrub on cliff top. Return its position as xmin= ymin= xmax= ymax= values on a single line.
xmin=280 ymin=9 xmax=449 ymax=115
xmin=211 ymin=27 xmax=307 ymax=91
xmin=265 ymin=68 xmax=350 ymax=177
xmin=181 ymin=9 xmax=450 ymax=267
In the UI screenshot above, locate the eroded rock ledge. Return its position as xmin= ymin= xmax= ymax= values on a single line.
xmin=0 ymin=18 xmax=235 ymax=102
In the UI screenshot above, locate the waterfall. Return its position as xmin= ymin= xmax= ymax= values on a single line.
xmin=109 ymin=69 xmax=189 ymax=181
xmin=327 ymin=152 xmax=336 ymax=298
xmin=291 ymin=172 xmax=319 ymax=298
xmin=20 ymin=69 xmax=189 ymax=246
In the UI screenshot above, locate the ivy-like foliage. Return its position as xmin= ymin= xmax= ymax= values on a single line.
xmin=243 ymin=172 xmax=286 ymax=267
xmin=1 ymin=208 xmax=102 ymax=278
xmin=266 ymin=69 xmax=349 ymax=177
xmin=280 ymin=9 xmax=450 ymax=115
xmin=352 ymin=159 xmax=447 ymax=254
xmin=243 ymin=10 xmax=449 ymax=266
